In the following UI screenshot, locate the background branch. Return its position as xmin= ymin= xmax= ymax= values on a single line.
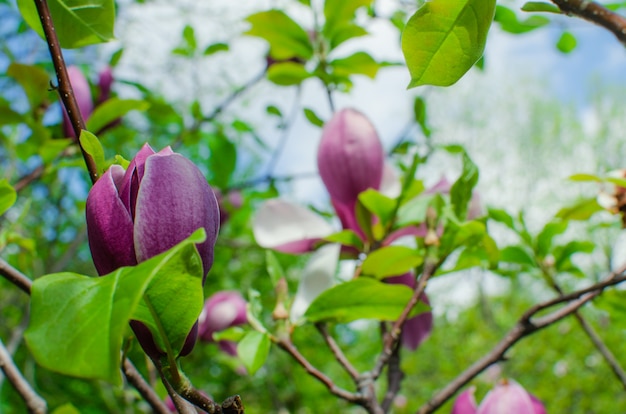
xmin=417 ymin=268 xmax=626 ymax=414
xmin=0 ymin=338 xmax=46 ymax=414
xmin=551 ymin=0 xmax=626 ymax=46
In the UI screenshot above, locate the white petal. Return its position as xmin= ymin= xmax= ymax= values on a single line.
xmin=380 ymin=163 xmax=401 ymax=198
xmin=290 ymin=244 xmax=341 ymax=322
xmin=253 ymin=199 xmax=334 ymax=248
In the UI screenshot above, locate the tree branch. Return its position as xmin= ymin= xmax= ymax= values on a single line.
xmin=417 ymin=268 xmax=626 ymax=414
xmin=316 ymin=323 xmax=361 ymax=381
xmin=122 ymin=359 xmax=171 ymax=414
xmin=0 ymin=338 xmax=46 ymax=414
xmin=551 ymin=0 xmax=626 ymax=47
xmin=0 ymin=258 xmax=32 ymax=295
xmin=33 ymin=0 xmax=99 ymax=183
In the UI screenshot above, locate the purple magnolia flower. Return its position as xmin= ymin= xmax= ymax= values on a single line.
xmin=453 ymin=380 xmax=546 ymax=414
xmin=198 ymin=291 xmax=248 ymax=355
xmin=63 ymin=66 xmax=94 ymax=137
xmin=386 ymin=273 xmax=433 ymax=350
xmin=86 ymin=143 xmax=220 ymax=357
xmin=317 ymin=108 xmax=384 ymax=236
xmin=97 ymin=66 xmax=113 ymax=104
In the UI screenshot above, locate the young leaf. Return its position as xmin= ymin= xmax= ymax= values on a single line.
xmin=323 ymin=0 xmax=372 ymax=41
xmin=494 ymin=5 xmax=550 ymax=34
xmin=17 ymin=0 xmax=115 ymax=48
xmin=304 ymin=278 xmax=424 ymax=323
xmin=324 ymin=230 xmax=363 ymax=249
xmin=330 ymin=51 xmax=379 ymax=79
xmin=79 ymin=130 xmax=106 ymax=175
xmin=413 ymin=96 xmax=431 ymax=137
xmin=358 ymin=189 xmax=396 ymax=229
xmin=7 ymin=63 xmax=51 ymax=110
xmin=450 ymin=151 xmax=479 ymax=220
xmin=536 ymin=220 xmax=569 ymax=258
xmin=0 ymin=180 xmax=17 ymax=216
xmin=237 ymin=331 xmax=271 ymax=375
xmin=24 ymin=230 xmax=205 ymax=384
xmin=203 ymin=42 xmax=229 ymax=56
xmin=86 ymin=99 xmax=149 ymax=134
xmin=266 ymin=250 xmax=286 ymax=286
xmin=521 ymin=2 xmax=561 ymax=13
xmin=361 ymin=246 xmax=423 ymax=279
xmin=401 ymin=0 xmax=497 ymax=87
xmin=556 ymin=31 xmax=577 ymax=53
xmin=303 ymin=108 xmax=325 ymax=127
xmin=267 ymin=62 xmax=312 ymax=86
xmin=245 ymin=10 xmax=313 ymax=60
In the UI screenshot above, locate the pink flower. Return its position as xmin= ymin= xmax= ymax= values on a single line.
xmin=198 ymin=291 xmax=248 ymax=356
xmin=452 ymin=380 xmax=546 ymax=414
xmin=317 ymin=108 xmax=384 ymax=236
xmin=86 ymin=143 xmax=220 ymax=358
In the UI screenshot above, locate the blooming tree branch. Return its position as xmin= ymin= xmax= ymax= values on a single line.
xmin=551 ymin=0 xmax=626 ymax=46
xmin=417 ymin=267 xmax=626 ymax=414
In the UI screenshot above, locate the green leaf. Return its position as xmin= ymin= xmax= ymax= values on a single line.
xmin=246 ymin=10 xmax=313 ymax=60
xmin=413 ymin=96 xmax=431 ymax=137
xmin=305 ymin=278 xmax=426 ymax=323
xmin=358 ymin=189 xmax=396 ymax=229
xmin=0 ymin=180 xmax=17 ymax=216
xmin=401 ymin=0 xmax=497 ymax=88
xmin=79 ymin=130 xmax=106 ymax=175
xmin=556 ymin=198 xmax=603 ymax=221
xmin=499 ymin=245 xmax=535 ymax=267
xmin=212 ymin=326 xmax=246 ymax=342
xmin=323 ymin=0 xmax=372 ymax=42
xmin=183 ymin=25 xmax=197 ymax=51
xmin=569 ymin=173 xmax=602 ymax=182
xmin=324 ymin=230 xmax=364 ymax=249
xmin=536 ymin=220 xmax=568 ymax=257
xmin=17 ymin=0 xmax=115 ymax=48
xmin=237 ymin=331 xmax=271 ymax=375
xmin=556 ymin=31 xmax=577 ymax=53
xmin=303 ymin=108 xmax=324 ymax=127
xmin=266 ymin=105 xmax=283 ymax=117
xmin=266 ymin=250 xmax=286 ymax=286
xmin=208 ymin=132 xmax=237 ymax=188
xmin=450 ymin=151 xmax=479 ymax=220
xmin=7 ymin=63 xmax=51 ymax=110
xmin=397 ymin=194 xmax=439 ymax=227
xmin=24 ymin=231 xmax=205 ymax=384
xmin=330 ymin=51 xmax=379 ymax=79
xmin=0 ymin=100 xmax=25 ymax=125
xmin=327 ymin=24 xmax=368 ymax=50
xmin=521 ymin=2 xmax=561 ymax=13
xmin=87 ymin=99 xmax=149 ymax=134
xmin=51 ymin=403 xmax=81 ymax=414
xmin=203 ymin=42 xmax=229 ymax=56
xmin=267 ymin=62 xmax=312 ymax=86
xmin=488 ymin=208 xmax=517 ymax=232
xmin=494 ymin=5 xmax=550 ymax=34
xmin=39 ymin=137 xmax=72 ymax=164
xmin=361 ymin=246 xmax=423 ymax=279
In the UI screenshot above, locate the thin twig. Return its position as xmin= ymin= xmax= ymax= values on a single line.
xmin=122 ymin=359 xmax=171 ymax=414
xmin=0 ymin=338 xmax=46 ymax=414
xmin=0 ymin=257 xmax=32 ymax=295
xmin=416 ymin=268 xmax=626 ymax=414
xmin=315 ymin=323 xmax=361 ymax=381
xmin=33 ymin=0 xmax=99 ymax=183
xmin=275 ymin=338 xmax=362 ymax=403
xmin=551 ymin=0 xmax=626 ymax=46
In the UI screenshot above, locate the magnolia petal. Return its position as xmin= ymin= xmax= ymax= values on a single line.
xmin=477 ymin=379 xmax=536 ymax=414
xmin=452 ymin=388 xmax=478 ymax=414
xmin=198 ymin=291 xmax=247 ymax=341
xmin=317 ymin=108 xmax=384 ymax=206
xmin=119 ymin=143 xmax=156 ymax=214
xmin=529 ymin=394 xmax=547 ymax=414
xmin=86 ymin=165 xmax=136 ymax=275
xmin=133 ymin=153 xmax=220 ymax=278
xmin=383 ymin=225 xmax=427 ymax=246
xmin=380 ymin=163 xmax=402 ymax=198
xmin=253 ymin=199 xmax=333 ymax=252
xmin=331 ymin=198 xmax=363 ymax=238
xmin=290 ymin=243 xmax=341 ymax=322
